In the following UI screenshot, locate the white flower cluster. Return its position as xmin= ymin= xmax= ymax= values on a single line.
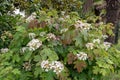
xmin=40 ymin=32 xmax=46 ymax=37
xmin=28 ymin=33 xmax=36 ymax=39
xmin=26 ymin=12 xmax=36 ymax=22
xmin=103 ymin=42 xmax=112 ymax=50
xmin=59 ymin=18 xmax=65 ymax=22
xmin=102 ymin=35 xmax=108 ymax=39
xmin=76 ymin=52 xmax=88 ymax=60
xmin=27 ymin=39 xmax=42 ymax=51
xmin=20 ymin=47 xmax=27 ymax=53
xmin=20 ymin=47 xmax=31 ymax=53
xmin=23 ymin=62 xmax=31 ymax=71
xmin=93 ymin=39 xmax=100 ymax=44
xmin=65 ymin=15 xmax=70 ymax=19
xmin=86 ymin=43 xmax=94 ymax=49
xmin=0 ymin=48 xmax=9 ymax=53
xmin=41 ymin=60 xmax=50 ymax=72
xmin=50 ymin=61 xmax=64 ymax=74
xmin=60 ymin=28 xmax=68 ymax=33
xmin=13 ymin=8 xmax=25 ymax=17
xmin=47 ymin=33 xmax=56 ymax=40
xmin=74 ymin=20 xmax=91 ymax=31
xmin=61 ymin=11 xmax=65 ymax=16
xmin=41 ymin=60 xmax=64 ymax=74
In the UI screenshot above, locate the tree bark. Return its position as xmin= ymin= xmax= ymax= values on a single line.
xmin=105 ymin=0 xmax=120 ymax=43
xmin=82 ymin=0 xmax=93 ymax=14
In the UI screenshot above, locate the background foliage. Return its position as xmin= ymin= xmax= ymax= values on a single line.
xmin=0 ymin=0 xmax=120 ymax=80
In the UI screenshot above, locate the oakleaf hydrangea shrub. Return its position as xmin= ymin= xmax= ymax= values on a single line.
xmin=0 ymin=10 xmax=120 ymax=80
xmin=0 ymin=12 xmax=26 ymax=48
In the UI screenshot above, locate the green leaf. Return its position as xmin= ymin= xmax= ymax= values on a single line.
xmin=16 ymin=26 xmax=26 ymax=32
xmin=81 ymin=30 xmax=88 ymax=41
xmin=41 ymin=71 xmax=56 ymax=80
xmin=12 ymin=69 xmax=21 ymax=75
xmin=24 ymin=51 xmax=32 ymax=61
xmin=34 ymin=55 xmax=41 ymax=62
xmin=4 ymin=52 xmax=13 ymax=60
xmin=93 ymin=66 xmax=100 ymax=75
xmin=40 ymin=47 xmax=58 ymax=61
xmin=12 ymin=54 xmax=20 ymax=63
xmin=106 ymin=59 xmax=113 ymax=64
xmin=34 ymin=67 xmax=42 ymax=78
xmin=74 ymin=34 xmax=83 ymax=48
xmin=100 ymin=69 xmax=107 ymax=76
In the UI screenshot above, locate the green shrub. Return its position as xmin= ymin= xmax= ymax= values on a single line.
xmin=0 ymin=10 xmax=120 ymax=80
xmin=0 ymin=14 xmax=24 ymax=48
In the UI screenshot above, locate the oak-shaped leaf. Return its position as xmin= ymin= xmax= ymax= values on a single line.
xmin=67 ymin=53 xmax=77 ymax=64
xmin=62 ymin=30 xmax=76 ymax=45
xmin=74 ymin=61 xmax=87 ymax=73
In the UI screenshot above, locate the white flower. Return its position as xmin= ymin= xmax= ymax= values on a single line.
xmin=59 ymin=18 xmax=64 ymax=21
xmin=28 ymin=33 xmax=36 ymax=39
xmin=0 ymin=48 xmax=9 ymax=53
xmin=65 ymin=15 xmax=70 ymax=19
xmin=60 ymin=28 xmax=68 ymax=33
xmin=50 ymin=61 xmax=64 ymax=74
xmin=93 ymin=39 xmax=100 ymax=44
xmin=74 ymin=20 xmax=91 ymax=31
xmin=41 ymin=60 xmax=64 ymax=74
xmin=40 ymin=32 xmax=46 ymax=37
xmin=23 ymin=62 xmax=31 ymax=71
xmin=61 ymin=11 xmax=65 ymax=15
xmin=27 ymin=39 xmax=42 ymax=51
xmin=26 ymin=12 xmax=36 ymax=22
xmin=47 ymin=33 xmax=56 ymax=40
xmin=13 ymin=8 xmax=25 ymax=17
xmin=86 ymin=43 xmax=94 ymax=49
xmin=102 ymin=35 xmax=108 ymax=39
xmin=103 ymin=42 xmax=111 ymax=50
xmin=76 ymin=52 xmax=88 ymax=60
xmin=41 ymin=60 xmax=50 ymax=72
xmin=20 ymin=47 xmax=28 ymax=53
xmin=20 ymin=47 xmax=33 ymax=53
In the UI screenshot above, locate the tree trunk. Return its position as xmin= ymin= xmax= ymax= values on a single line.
xmin=82 ymin=0 xmax=93 ymax=14
xmin=105 ymin=0 xmax=120 ymax=43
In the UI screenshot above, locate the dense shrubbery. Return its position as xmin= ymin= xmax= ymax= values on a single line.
xmin=1 ymin=0 xmax=120 ymax=80
xmin=0 ymin=14 xmax=23 ymax=48
xmin=0 ymin=0 xmax=101 ymax=48
xmin=0 ymin=0 xmax=24 ymax=48
xmin=0 ymin=10 xmax=120 ymax=80
xmin=13 ymin=0 xmax=82 ymax=14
